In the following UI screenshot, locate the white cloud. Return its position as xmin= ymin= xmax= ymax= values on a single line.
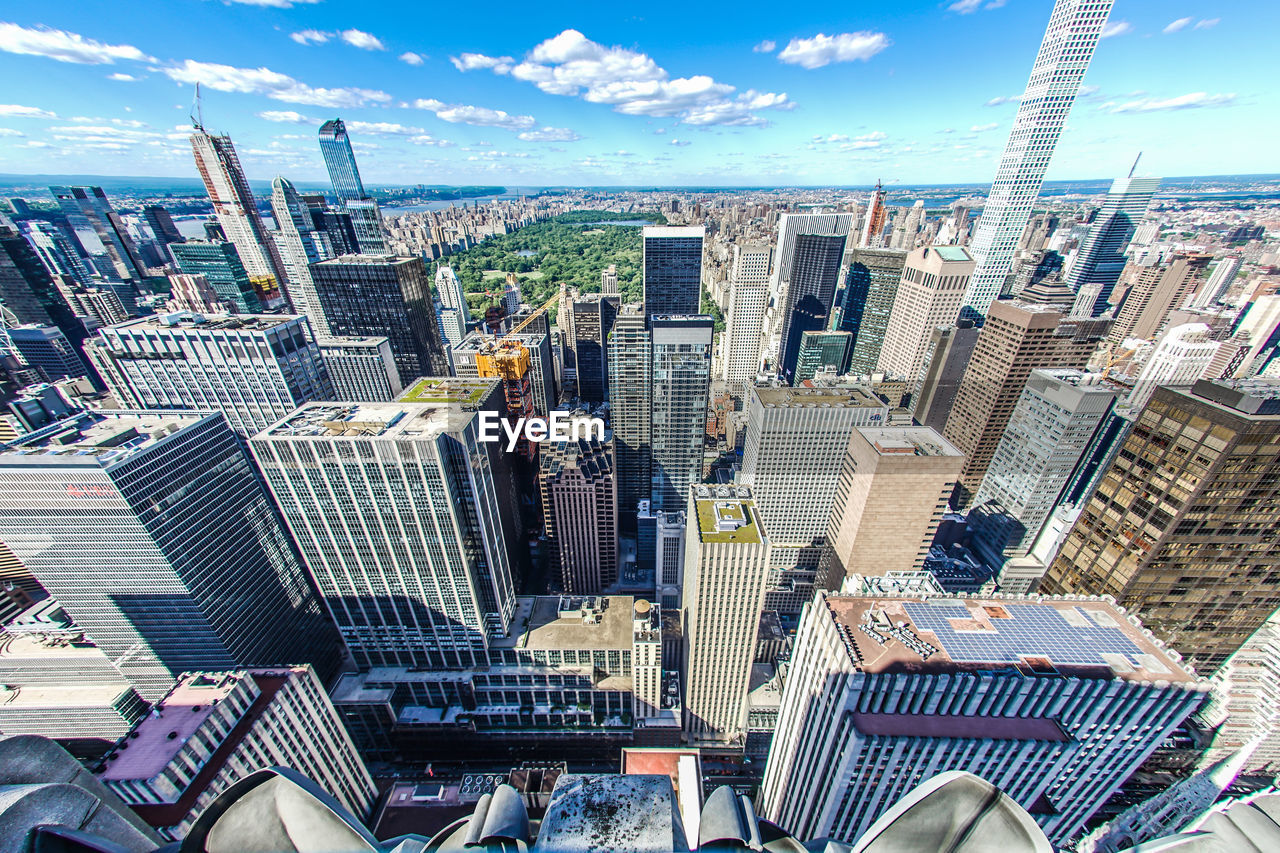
xmin=984 ymin=94 xmax=1020 ymax=106
xmin=777 ymin=31 xmax=890 ymax=69
xmin=450 ymin=52 xmax=515 ymax=73
xmin=948 ymin=0 xmax=981 ymax=12
xmin=652 ymin=127 xmax=666 ymax=135
xmin=345 ymin=120 xmax=424 ymax=135
xmin=0 ymin=104 xmax=57 ymax=119
xmin=399 ymin=51 xmax=424 ymax=65
xmin=517 ymin=126 xmax=582 ymax=142
xmin=340 ymin=29 xmax=385 ymax=51
xmin=0 ymin=22 xmax=155 ymax=64
xmin=1163 ymin=17 xmax=1194 ymax=34
xmin=1101 ymin=20 xmax=1133 ymax=38
xmin=1098 ymin=91 xmax=1236 ymax=113
xmin=223 ymin=0 xmax=321 ymax=6
xmin=165 ymin=60 xmax=391 ymax=108
xmin=463 ymin=29 xmax=791 ymax=127
xmin=107 ymin=72 xmax=138 ymax=81
xmin=1194 ymin=18 xmax=1220 ymax=30
xmin=411 ymin=98 xmax=536 ymax=130
xmin=0 ymin=128 xmax=24 ymax=137
xmin=257 ymin=109 xmax=317 ymax=123
xmin=670 ymin=138 xmax=691 ymax=146
xmin=970 ymin=122 xmax=999 ymax=131
xmin=858 ymin=131 xmax=887 ymax=141
xmin=811 ymin=133 xmax=850 ymax=143
xmin=410 ymin=134 xmax=453 ymax=147
xmin=753 ymin=40 xmax=776 ymax=53
xmin=290 ymin=29 xmax=330 ymax=45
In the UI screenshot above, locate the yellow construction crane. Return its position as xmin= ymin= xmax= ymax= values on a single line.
xmin=476 ymin=290 xmax=563 ymax=385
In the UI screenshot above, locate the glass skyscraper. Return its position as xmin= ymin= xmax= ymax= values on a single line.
xmin=1067 ymin=174 xmax=1162 ymax=317
xmin=318 ymin=118 xmax=387 ymax=254
xmin=649 ymin=314 xmax=713 ymax=512
xmin=642 ymin=226 xmax=704 ymax=318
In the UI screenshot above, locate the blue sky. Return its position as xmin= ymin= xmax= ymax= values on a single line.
xmin=0 ymin=1 xmax=1273 ymax=187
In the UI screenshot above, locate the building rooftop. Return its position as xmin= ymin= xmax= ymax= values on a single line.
xmin=0 ymin=410 xmax=212 ymax=466
xmin=314 ymin=254 xmax=409 ymax=266
xmin=258 ymin=401 xmax=473 ymax=441
xmin=1189 ymin=379 xmax=1280 ymax=416
xmin=856 ymin=427 xmax=962 ymax=458
xmin=493 ymin=596 xmax=634 ymax=651
xmin=824 ymin=595 xmax=1202 ymax=686
xmin=753 ymin=384 xmax=884 ymax=409
xmin=642 ymin=225 xmax=705 ymax=238
xmin=398 ymin=377 xmax=497 ymax=407
xmin=925 ymin=246 xmax=972 ymax=262
xmin=317 ymin=335 xmax=391 ymax=347
xmin=691 ymin=486 xmax=762 ymax=545
xmin=104 ymin=312 xmax=302 ymax=333
xmin=538 ymin=774 xmax=687 ymax=853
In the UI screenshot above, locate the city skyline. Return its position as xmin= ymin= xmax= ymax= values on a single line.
xmin=0 ymin=1 xmax=1273 ymax=186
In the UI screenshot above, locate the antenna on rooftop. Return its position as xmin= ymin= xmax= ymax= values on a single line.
xmin=191 ymin=83 xmax=205 ymax=131
xmin=1128 ymin=152 xmax=1142 ymax=178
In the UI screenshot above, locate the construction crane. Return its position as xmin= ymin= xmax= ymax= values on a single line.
xmin=1098 ymin=342 xmax=1137 ymax=381
xmin=475 ymin=290 xmax=563 ymax=459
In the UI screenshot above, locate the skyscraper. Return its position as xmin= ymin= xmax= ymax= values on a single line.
xmin=85 ymin=313 xmax=333 ymax=437
xmin=318 ymin=118 xmax=387 ymax=254
xmin=682 ymin=485 xmax=771 ymax=744
xmin=434 ymin=265 xmax=468 ymax=316
xmin=23 ymin=220 xmax=92 ymax=286
xmin=760 ymin=592 xmax=1206 ymax=847
xmin=1109 ymin=253 xmax=1212 ymax=343
xmin=858 ymin=181 xmax=887 ymax=248
xmin=838 ymin=247 xmax=907 ymax=375
xmin=911 ymin=320 xmax=981 ymax=432
xmin=0 ymin=409 xmax=343 ymax=700
xmin=721 ymin=244 xmax=771 ymax=397
xmin=540 ymin=426 xmax=619 ymax=594
xmin=766 ymin=213 xmax=854 ymax=371
xmin=777 ymin=232 xmax=848 ymax=380
xmin=943 ymin=301 xmax=1111 ymax=500
xmin=820 ymin=427 xmax=964 ymax=589
xmin=8 ymin=324 xmax=89 ymax=381
xmin=608 ymin=304 xmax=652 ymax=519
xmin=142 ymin=204 xmax=185 ymax=247
xmin=642 ymin=226 xmax=704 ymax=317
xmin=1067 ymin=174 xmax=1161 ymax=317
xmin=649 ymin=315 xmax=714 ymax=512
xmin=317 ymin=336 xmax=402 ymax=401
xmin=1127 ymin=323 xmax=1219 ymax=412
xmin=189 ymin=123 xmax=287 ymax=288
xmin=310 ymin=254 xmax=449 ymax=380
xmin=251 ymin=396 xmax=517 ymax=670
xmin=1190 ymin=256 xmax=1243 ymax=311
xmin=875 ymin=246 xmax=974 ymax=383
xmin=49 ymin=186 xmax=147 ymax=284
xmin=962 ymin=0 xmax=1116 ymax=313
xmin=571 ymin=293 xmax=618 ymax=403
xmin=1 ymin=224 xmax=93 ymax=364
xmin=449 ymin=329 xmax=556 ymax=418
xmin=169 ymin=241 xmax=264 ymax=313
xmin=793 ymin=330 xmax=851 ymax=382
xmin=269 ymin=176 xmax=333 ymax=333
xmin=1042 ymin=379 xmax=1280 ymax=672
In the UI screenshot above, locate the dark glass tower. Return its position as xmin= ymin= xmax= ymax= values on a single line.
xmin=778 ymin=233 xmax=846 ymax=381
xmin=642 ymin=226 xmax=704 ymax=318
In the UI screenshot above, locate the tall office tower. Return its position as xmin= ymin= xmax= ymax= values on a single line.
xmin=311 ymin=255 xmax=449 ymax=381
xmin=1043 ymin=379 xmax=1280 ymax=671
xmin=86 ymin=313 xmax=333 ymax=437
xmin=944 ymin=301 xmax=1111 ymax=500
xmin=251 ymin=397 xmax=516 ymax=669
xmin=777 ymin=232 xmax=849 ymax=380
xmin=571 ymin=293 xmax=619 ymax=402
xmin=165 ymin=273 xmax=231 ymax=314
xmin=59 ymin=286 xmax=129 ymax=329
xmin=1191 ymin=256 xmax=1243 ymax=310
xmin=972 ymin=369 xmax=1116 ymax=589
xmin=189 ymin=123 xmax=287 ymax=288
xmin=602 ymin=263 xmax=619 ymax=296
xmin=437 ymin=307 xmax=467 ymax=356
xmin=820 ymin=427 xmax=963 ymax=589
xmin=24 ymin=221 xmax=92 ymax=285
xmin=891 ymin=200 xmax=925 ymax=250
xmin=503 ymin=276 xmax=522 ymax=317
xmin=858 ymin=181 xmax=887 ymax=248
xmin=317 ymin=118 xmax=386 ymax=254
xmin=49 ymin=186 xmax=148 ymax=283
xmin=1110 ymin=253 xmax=1212 ymax=343
xmin=434 ymin=265 xmax=468 ymax=316
xmin=767 ymin=214 xmax=854 ymax=371
xmin=98 ymin=668 xmax=375 ymax=840
xmin=911 ymin=320 xmax=981 ymax=431
xmin=875 ymin=247 xmax=974 ymax=382
xmin=269 ymin=177 xmax=332 ymax=333
xmin=142 ymin=204 xmax=184 ymax=246
xmin=793 ymin=331 xmax=851 ymax=382
xmin=760 ymin=593 xmax=1206 ymax=847
xmin=8 ymin=324 xmax=89 ymax=381
xmin=682 ymin=485 xmax=771 ymax=743
xmin=642 ymin=226 xmax=704 ymax=317
xmin=962 ymin=0 xmax=1115 ymax=313
xmin=1228 ymin=295 xmax=1280 ymax=378
xmin=1066 ymin=175 xmax=1161 ymax=317
xmin=649 ymin=315 xmax=714 ymax=512
xmin=1127 ymin=323 xmax=1219 ymax=412
xmin=169 ymin=241 xmax=264 ymax=313
xmin=540 ymin=426 xmax=619 ymax=594
xmin=1202 ymin=611 xmax=1280 ymax=773
xmin=0 ymin=410 xmax=343 ymax=701
xmin=317 ymin=336 xmax=402 ymax=401
xmin=838 ymin=248 xmax=907 ymax=374
xmin=449 ymin=329 xmax=556 ymax=417
xmin=309 ymin=207 xmax=360 ymax=255
xmin=0 ymin=224 xmax=92 ymax=357
xmin=721 ymin=243 xmax=771 ymax=396
xmin=609 ymin=304 xmax=652 ymax=519
xmin=638 ymin=499 xmax=686 ymax=611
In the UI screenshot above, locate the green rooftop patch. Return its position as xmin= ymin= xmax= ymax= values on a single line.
xmin=696 ymin=499 xmax=761 ymax=544
xmin=399 ymin=377 xmax=492 ymax=407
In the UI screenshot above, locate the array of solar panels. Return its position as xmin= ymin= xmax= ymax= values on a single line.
xmin=901 ymin=601 xmax=1145 ymax=667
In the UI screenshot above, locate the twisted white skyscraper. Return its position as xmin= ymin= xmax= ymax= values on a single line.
xmin=962 ymin=0 xmax=1115 ymax=314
